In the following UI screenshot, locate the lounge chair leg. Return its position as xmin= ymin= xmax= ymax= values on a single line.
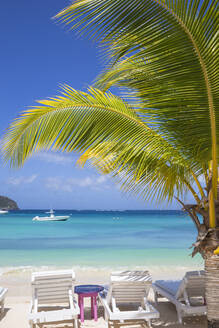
xmin=29 ymin=322 xmax=34 ymax=328
xmin=104 ymin=309 xmax=108 ymax=321
xmin=154 ymin=291 xmax=158 ymax=304
xmin=176 ymin=307 xmax=183 ymax=324
xmin=0 ymin=302 xmax=4 ymax=315
xmin=147 ymin=319 xmax=152 ymax=328
xmin=74 ymin=318 xmax=78 ymax=328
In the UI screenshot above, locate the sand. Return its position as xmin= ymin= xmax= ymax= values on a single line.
xmin=0 ymin=269 xmax=207 ymax=328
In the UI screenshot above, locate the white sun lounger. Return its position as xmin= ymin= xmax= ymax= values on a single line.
xmin=0 ymin=287 xmax=8 ymax=315
xmin=99 ymin=270 xmax=159 ymax=327
xmin=153 ymin=270 xmax=206 ymax=323
xmin=29 ymin=269 xmax=80 ymax=328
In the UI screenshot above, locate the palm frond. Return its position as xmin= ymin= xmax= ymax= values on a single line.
xmin=2 ymin=85 xmax=202 ymax=202
xmin=76 ymin=141 xmax=204 ymax=202
xmin=96 ymin=57 xmax=215 ymax=164
xmin=2 ymin=86 xmax=183 ymax=167
xmin=55 ymin=0 xmax=218 ymax=193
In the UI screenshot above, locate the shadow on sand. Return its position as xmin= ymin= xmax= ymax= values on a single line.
xmin=29 ymin=301 xmax=207 ymax=328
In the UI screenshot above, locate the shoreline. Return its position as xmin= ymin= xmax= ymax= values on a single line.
xmin=0 ymin=263 xmax=204 ymax=297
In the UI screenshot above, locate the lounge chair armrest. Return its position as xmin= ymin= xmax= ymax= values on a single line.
xmin=0 ymin=288 xmax=8 ymax=299
xmin=143 ymin=297 xmax=151 ymax=311
xmin=73 ymin=297 xmax=80 ymax=314
xmin=29 ymin=300 xmax=33 ymax=314
xmin=68 ymin=290 xmax=80 ymax=314
xmin=99 ymin=295 xmax=113 ymax=318
xmin=33 ymin=297 xmax=38 ymax=314
xmin=69 ymin=290 xmax=74 ymax=310
xmin=112 ymin=296 xmax=120 ymax=312
xmin=143 ymin=297 xmax=160 ymax=318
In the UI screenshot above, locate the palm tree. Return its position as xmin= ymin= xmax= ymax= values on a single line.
xmin=2 ymin=0 xmax=218 ymax=325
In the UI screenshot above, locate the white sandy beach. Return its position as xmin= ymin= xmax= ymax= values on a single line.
xmin=0 ymin=268 xmax=207 ymax=328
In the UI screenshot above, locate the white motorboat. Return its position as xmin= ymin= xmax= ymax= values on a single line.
xmin=0 ymin=209 xmax=8 ymax=214
xmin=33 ymin=209 xmax=69 ymax=221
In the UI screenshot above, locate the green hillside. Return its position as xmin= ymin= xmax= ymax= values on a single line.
xmin=0 ymin=196 xmax=19 ymax=210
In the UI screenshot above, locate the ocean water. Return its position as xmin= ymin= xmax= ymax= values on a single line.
xmin=0 ymin=210 xmax=203 ymax=276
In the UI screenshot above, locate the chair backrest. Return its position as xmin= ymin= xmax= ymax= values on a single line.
xmin=176 ymin=270 xmax=205 ymax=303
xmin=32 ymin=269 xmax=75 ymax=305
xmin=107 ymin=270 xmax=152 ymax=304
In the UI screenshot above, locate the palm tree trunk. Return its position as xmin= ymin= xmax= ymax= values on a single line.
xmin=205 ymin=254 xmax=219 ymax=327
xmin=204 ymin=187 xmax=219 ymax=327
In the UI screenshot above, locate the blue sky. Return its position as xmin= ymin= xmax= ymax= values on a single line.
xmin=0 ymin=0 xmax=186 ymax=210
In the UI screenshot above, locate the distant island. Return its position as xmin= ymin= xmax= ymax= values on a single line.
xmin=0 ymin=196 xmax=19 ymax=210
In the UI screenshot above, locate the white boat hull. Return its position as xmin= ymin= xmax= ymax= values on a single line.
xmin=33 ymin=215 xmax=69 ymax=221
xmin=0 ymin=210 xmax=8 ymax=214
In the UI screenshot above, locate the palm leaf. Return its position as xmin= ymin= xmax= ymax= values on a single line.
xmin=55 ymin=0 xmax=218 ymax=194
xmin=77 ymin=140 xmax=203 ymax=202
xmin=96 ymin=57 xmax=213 ymax=164
xmin=2 ymin=86 xmax=202 ymax=202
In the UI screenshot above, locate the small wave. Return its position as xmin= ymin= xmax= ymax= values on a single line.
xmin=0 ymin=263 xmax=203 ymax=280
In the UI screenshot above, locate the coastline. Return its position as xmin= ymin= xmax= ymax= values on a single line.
xmin=0 ymin=265 xmax=203 ymax=297
xmin=0 ymin=262 xmax=204 ymax=298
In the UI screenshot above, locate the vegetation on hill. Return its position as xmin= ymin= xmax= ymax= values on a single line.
xmin=0 ymin=196 xmax=19 ymax=210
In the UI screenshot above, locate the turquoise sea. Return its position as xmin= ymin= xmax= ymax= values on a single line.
xmin=0 ymin=210 xmax=203 ymax=275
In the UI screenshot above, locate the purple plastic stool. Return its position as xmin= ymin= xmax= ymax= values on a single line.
xmin=75 ymin=285 xmax=104 ymax=322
